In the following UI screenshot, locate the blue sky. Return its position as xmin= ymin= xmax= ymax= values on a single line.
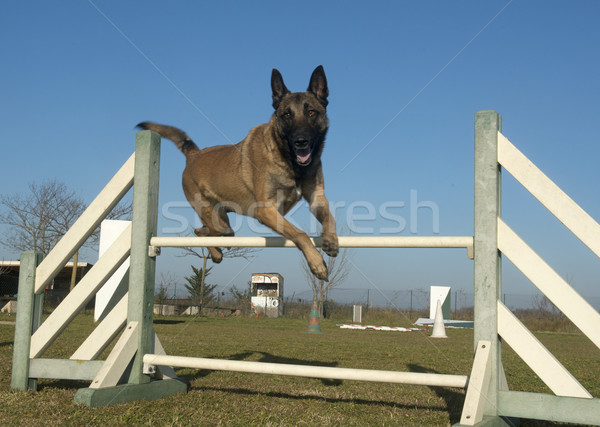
xmin=2 ymin=1 xmax=599 ymax=303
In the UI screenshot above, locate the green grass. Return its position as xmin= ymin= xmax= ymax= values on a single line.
xmin=0 ymin=313 xmax=598 ymax=426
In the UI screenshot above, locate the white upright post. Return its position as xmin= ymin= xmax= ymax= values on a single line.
xmin=429 ymin=286 xmax=451 ymax=320
xmin=95 ymin=220 xmax=131 ymax=321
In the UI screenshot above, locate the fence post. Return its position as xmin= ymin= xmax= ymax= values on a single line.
xmin=11 ymin=251 xmax=45 ymax=390
xmin=127 ymin=130 xmax=161 ymax=384
xmin=474 ymin=110 xmax=502 ymax=419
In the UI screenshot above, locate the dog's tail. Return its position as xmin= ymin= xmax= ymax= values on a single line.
xmin=136 ymin=122 xmax=199 ymax=156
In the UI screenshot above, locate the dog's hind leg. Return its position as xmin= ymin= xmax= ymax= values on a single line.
xmin=193 ymin=203 xmax=236 ymax=263
xmin=192 ymin=226 xmax=225 ymax=263
xmin=184 ymin=187 xmax=230 ymax=262
xmin=194 ymin=226 xmax=210 ymax=236
xmin=193 ymin=225 xmax=233 ymax=236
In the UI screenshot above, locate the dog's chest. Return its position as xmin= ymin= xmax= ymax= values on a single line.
xmin=281 ymin=183 xmax=302 ymax=204
xmin=270 ymin=176 xmax=302 ymax=213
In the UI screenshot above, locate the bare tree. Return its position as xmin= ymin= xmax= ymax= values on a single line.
xmin=0 ymin=180 xmax=131 ymax=256
xmin=0 ymin=180 xmax=132 ymax=290
xmin=155 ymin=272 xmax=179 ymax=315
xmin=0 ymin=181 xmax=82 ymax=254
xmin=155 ymin=272 xmax=178 ymax=301
xmin=229 ymin=281 xmax=252 ymax=302
xmin=178 ymin=246 xmax=259 ymax=263
xmin=301 ymin=246 xmax=353 ymax=317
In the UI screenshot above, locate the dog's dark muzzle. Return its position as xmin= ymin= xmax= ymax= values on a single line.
xmin=293 ymin=137 xmax=313 ymax=166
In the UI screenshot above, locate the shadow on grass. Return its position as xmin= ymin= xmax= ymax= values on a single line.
xmin=0 ymin=340 xmax=14 ymax=348
xmin=406 ymin=363 xmax=466 ymax=425
xmin=153 ymin=319 xmax=186 ymax=325
xmin=178 ymin=351 xmax=342 ymax=386
xmin=37 ymin=379 xmax=90 ymax=391
xmin=194 ymin=384 xmax=450 ymax=413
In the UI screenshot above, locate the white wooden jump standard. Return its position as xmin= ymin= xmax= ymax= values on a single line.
xmin=10 ymin=111 xmax=600 ymax=426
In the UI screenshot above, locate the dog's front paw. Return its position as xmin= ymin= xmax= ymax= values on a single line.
xmin=321 ymin=232 xmax=339 ymax=257
xmin=311 ymin=260 xmax=329 ymax=282
xmin=306 ymin=250 xmax=329 ymax=281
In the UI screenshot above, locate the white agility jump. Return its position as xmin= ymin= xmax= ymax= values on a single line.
xmin=11 ymin=111 xmax=600 ymax=426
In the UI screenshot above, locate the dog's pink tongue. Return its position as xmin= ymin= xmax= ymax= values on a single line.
xmin=296 ymin=150 xmax=310 ymax=163
xmin=297 ymin=150 xmax=311 ymax=164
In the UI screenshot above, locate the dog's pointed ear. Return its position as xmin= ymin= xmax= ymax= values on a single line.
xmin=307 ymin=65 xmax=328 ymax=107
xmin=271 ymin=68 xmax=290 ymax=110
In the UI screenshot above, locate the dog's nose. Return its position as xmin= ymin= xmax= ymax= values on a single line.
xmin=294 ymin=137 xmax=309 ymax=148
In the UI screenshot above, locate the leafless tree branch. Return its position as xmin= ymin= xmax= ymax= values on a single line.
xmin=176 ymin=241 xmax=260 ymax=262
xmin=0 ymin=179 xmax=132 ymax=255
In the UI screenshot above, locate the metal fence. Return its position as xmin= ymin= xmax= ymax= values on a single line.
xmin=273 ymin=288 xmax=600 ymax=315
xmin=148 ymin=284 xmax=600 ymax=319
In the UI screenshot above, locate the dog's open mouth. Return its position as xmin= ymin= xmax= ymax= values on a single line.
xmin=295 ymin=147 xmax=312 ymax=166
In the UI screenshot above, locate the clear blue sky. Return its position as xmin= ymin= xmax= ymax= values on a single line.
xmin=2 ymin=1 xmax=599 ymax=302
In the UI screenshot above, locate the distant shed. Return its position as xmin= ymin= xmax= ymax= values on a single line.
xmin=250 ymin=273 xmax=284 ymax=317
xmin=0 ymin=260 xmax=93 ymax=304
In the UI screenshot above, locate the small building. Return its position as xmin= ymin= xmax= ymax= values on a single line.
xmin=250 ymin=273 xmax=284 ymax=318
xmin=0 ymin=260 xmax=93 ymax=308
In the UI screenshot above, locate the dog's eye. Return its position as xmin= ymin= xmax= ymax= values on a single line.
xmin=282 ymin=112 xmax=292 ymax=120
xmin=307 ymin=109 xmax=317 ymax=118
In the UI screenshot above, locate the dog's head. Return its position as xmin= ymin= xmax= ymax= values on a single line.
xmin=271 ymin=66 xmax=329 ymax=169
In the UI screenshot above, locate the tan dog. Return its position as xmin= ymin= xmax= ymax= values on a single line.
xmin=137 ymin=66 xmax=338 ymax=280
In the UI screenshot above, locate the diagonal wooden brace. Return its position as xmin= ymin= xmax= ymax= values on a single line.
xmin=460 ymin=340 xmax=492 ymax=425
xmin=89 ymin=321 xmax=138 ymax=389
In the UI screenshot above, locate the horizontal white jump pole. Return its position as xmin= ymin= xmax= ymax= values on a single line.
xmin=150 ymin=236 xmax=474 ymax=258
xmin=143 ymin=354 xmax=469 ymax=388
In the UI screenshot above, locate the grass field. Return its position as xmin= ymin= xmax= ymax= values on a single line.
xmin=0 ymin=313 xmax=598 ymax=426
